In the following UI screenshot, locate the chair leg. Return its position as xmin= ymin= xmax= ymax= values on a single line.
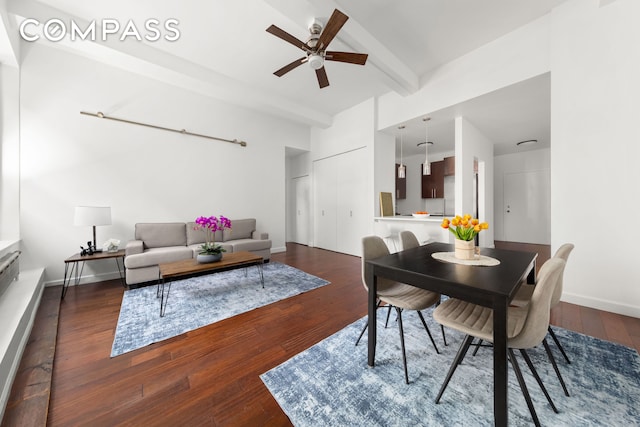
xmin=548 ymin=325 xmax=571 ymax=364
xmin=435 ymin=335 xmax=474 ymax=403
xmin=355 ymin=300 xmax=382 ymax=346
xmin=543 ymin=338 xmax=570 ymax=397
xmin=417 ymin=310 xmax=440 ymax=354
xmin=385 ymin=304 xmax=393 ymax=328
xmin=395 ymin=307 xmax=410 ymax=384
xmin=508 ymin=349 xmax=542 ymax=427
xmin=472 ymin=339 xmax=484 ymax=356
xmin=519 ymin=349 xmax=559 ymax=413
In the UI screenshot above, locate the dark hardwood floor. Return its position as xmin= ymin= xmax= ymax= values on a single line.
xmin=50 ymin=244 xmax=365 ymax=426
xmin=4 ymin=243 xmax=640 ymax=426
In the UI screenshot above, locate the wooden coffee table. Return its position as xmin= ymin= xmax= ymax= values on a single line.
xmin=157 ymin=251 xmax=265 ymax=317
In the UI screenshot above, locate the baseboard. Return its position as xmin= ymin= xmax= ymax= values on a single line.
xmin=0 ymin=268 xmax=45 ymax=420
xmin=271 ymin=246 xmax=286 ymax=254
xmin=45 ymin=270 xmax=122 ymax=287
xmin=562 ymin=292 xmax=640 ymax=318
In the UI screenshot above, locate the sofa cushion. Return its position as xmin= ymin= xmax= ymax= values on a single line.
xmin=124 ymin=246 xmax=193 ymax=269
xmin=223 ymin=218 xmax=255 ymax=241
xmin=230 ymin=238 xmax=272 ymax=253
xmin=186 ymin=221 xmax=222 ymax=246
xmin=135 ymin=223 xmax=187 ymax=249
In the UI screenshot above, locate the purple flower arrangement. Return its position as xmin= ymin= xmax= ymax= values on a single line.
xmin=194 ymin=215 xmax=232 ymax=255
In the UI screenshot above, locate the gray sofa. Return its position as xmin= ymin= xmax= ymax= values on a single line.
xmin=124 ymin=218 xmax=271 ymax=285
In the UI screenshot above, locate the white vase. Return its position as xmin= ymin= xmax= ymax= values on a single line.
xmin=454 ymin=239 xmax=475 ymax=260
xmin=197 ymin=253 xmax=222 ymax=263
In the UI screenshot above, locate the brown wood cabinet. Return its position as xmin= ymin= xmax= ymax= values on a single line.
xmin=395 ymin=163 xmax=406 ymax=199
xmin=444 ymin=156 xmax=455 ymax=176
xmin=421 ymin=160 xmax=444 ymax=198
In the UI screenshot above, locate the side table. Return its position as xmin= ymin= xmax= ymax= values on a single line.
xmin=62 ymin=249 xmax=126 ymax=299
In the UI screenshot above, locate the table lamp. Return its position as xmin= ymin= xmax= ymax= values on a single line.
xmin=74 ymin=206 xmax=111 ymax=253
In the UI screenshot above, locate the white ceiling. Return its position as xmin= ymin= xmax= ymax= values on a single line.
xmin=390 ymin=73 xmax=551 ymax=158
xmin=1 ymin=0 xmax=564 ymax=154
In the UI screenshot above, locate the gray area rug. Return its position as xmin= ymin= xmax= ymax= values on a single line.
xmin=261 ymin=306 xmax=640 ymax=426
xmin=111 ymin=262 xmax=329 ymax=357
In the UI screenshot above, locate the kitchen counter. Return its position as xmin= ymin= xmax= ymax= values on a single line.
xmin=374 ymin=216 xmax=450 ymax=250
xmin=374 ymin=215 xmax=446 ymax=222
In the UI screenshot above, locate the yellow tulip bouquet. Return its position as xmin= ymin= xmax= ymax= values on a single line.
xmin=441 ymin=214 xmax=489 ymax=241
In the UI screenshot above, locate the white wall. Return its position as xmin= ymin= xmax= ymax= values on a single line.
xmin=549 ymin=0 xmax=640 ymax=316
xmin=19 ymin=43 xmax=310 ymax=284
xmin=373 ymin=130 xmax=395 ymax=217
xmin=311 ymin=98 xmax=375 ymax=161
xmin=455 ymin=117 xmax=494 ymax=247
xmin=494 ymin=149 xmax=551 ymax=242
xmin=0 ymin=64 xmax=20 ymax=242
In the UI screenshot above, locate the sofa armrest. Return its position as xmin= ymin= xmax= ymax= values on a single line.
xmin=252 ymin=231 xmax=269 ymax=240
xmin=126 ymin=240 xmax=144 ymax=257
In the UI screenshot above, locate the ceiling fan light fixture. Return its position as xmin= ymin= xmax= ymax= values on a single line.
xmin=267 ymin=9 xmax=365 ymax=89
xmin=308 ymin=53 xmax=324 ymax=70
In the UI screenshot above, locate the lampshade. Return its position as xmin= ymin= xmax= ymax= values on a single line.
xmin=74 ymin=206 xmax=111 ymax=226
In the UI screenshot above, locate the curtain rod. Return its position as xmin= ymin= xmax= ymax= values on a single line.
xmin=79 ymin=111 xmax=247 ymax=147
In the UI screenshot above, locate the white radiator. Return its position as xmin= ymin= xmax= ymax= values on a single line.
xmin=0 ymin=251 xmax=20 ymax=299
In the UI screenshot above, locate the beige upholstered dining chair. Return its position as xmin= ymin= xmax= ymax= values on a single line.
xmin=433 ymin=258 xmax=566 ymax=427
xmin=398 ymin=230 xmax=447 ymax=346
xmin=399 ymin=230 xmax=420 ymax=251
xmin=511 ymin=243 xmax=575 ymax=365
xmin=356 ymin=235 xmax=443 ymax=384
xmin=471 ymin=243 xmax=574 ymax=396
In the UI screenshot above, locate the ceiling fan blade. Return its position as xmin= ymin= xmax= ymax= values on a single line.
xmin=274 ymin=57 xmax=307 ymax=77
xmin=316 ymin=67 xmax=329 ymax=89
xmin=266 ymin=25 xmax=309 ymax=52
xmin=317 ymin=9 xmax=348 ymax=50
xmin=325 ymin=51 xmax=368 ymax=65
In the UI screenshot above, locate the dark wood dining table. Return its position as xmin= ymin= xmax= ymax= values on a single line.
xmin=365 ymin=242 xmax=537 ymax=427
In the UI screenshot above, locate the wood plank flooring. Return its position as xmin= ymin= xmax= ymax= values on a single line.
xmin=48 ymin=244 xmax=366 ymax=426
xmin=1 ymin=284 xmax=61 ymax=427
xmin=4 ymin=243 xmax=640 ymax=426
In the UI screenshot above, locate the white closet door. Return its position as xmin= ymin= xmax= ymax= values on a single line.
xmin=313 ymin=157 xmax=337 ymax=251
xmin=293 ymin=176 xmax=310 ymax=245
xmin=337 ymin=149 xmax=367 ymax=256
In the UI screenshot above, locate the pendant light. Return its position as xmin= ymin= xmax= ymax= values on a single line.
xmin=398 ymin=125 xmax=406 ymax=179
xmin=422 ymin=117 xmax=431 ymax=176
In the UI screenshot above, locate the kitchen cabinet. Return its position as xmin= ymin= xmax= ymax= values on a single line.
xmin=395 ymin=163 xmax=406 ymax=199
xmin=444 ymin=156 xmax=455 ymax=176
xmin=421 ymin=160 xmax=444 ymax=199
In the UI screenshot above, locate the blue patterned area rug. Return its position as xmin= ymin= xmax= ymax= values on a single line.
xmin=111 ymin=262 xmax=328 ymax=357
xmin=261 ymin=307 xmax=640 ymax=426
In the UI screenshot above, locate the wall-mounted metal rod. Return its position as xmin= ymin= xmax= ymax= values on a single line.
xmin=80 ymin=111 xmax=247 ymax=147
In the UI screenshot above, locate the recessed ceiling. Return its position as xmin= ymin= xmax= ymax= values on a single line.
xmin=388 ymin=73 xmax=551 ymax=158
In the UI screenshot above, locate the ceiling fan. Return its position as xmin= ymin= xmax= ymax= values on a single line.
xmin=266 ymin=9 xmax=368 ymax=89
